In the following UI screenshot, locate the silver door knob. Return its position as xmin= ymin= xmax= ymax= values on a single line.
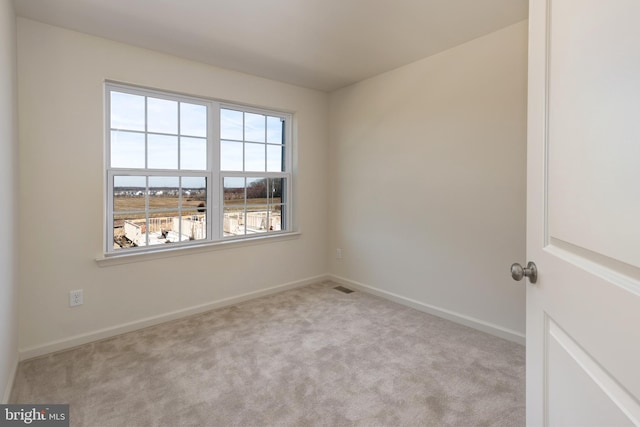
xmin=511 ymin=261 xmax=537 ymax=284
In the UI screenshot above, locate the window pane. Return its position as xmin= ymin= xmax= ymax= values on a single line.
xmin=113 ymin=176 xmax=146 ymax=212
xmin=266 ymin=145 xmax=283 ymax=172
xmin=223 ymin=177 xmax=245 ymax=205
xmin=224 ymin=208 xmax=245 ymax=236
xmin=221 ymin=109 xmax=243 ymax=140
xmin=246 ymin=207 xmax=269 ymax=234
xmin=148 ymin=212 xmax=180 ymax=245
xmin=111 ymin=92 xmax=145 ymax=131
xmin=269 ymin=205 xmax=284 ymax=231
xmin=180 ymin=103 xmax=207 ymax=137
xmin=245 ymin=143 xmax=265 ymax=172
xmin=148 ymin=135 xmax=178 ymax=169
xmin=180 ymin=210 xmax=206 ymax=242
xmin=148 ymin=97 xmax=178 ymax=134
xmin=269 ymin=178 xmax=285 ymax=205
xmin=114 ymin=213 xmax=147 ymax=250
xmin=148 ymin=177 xmax=179 ymax=211
xmin=221 ymin=140 xmax=243 ymax=171
xmin=247 ymin=178 xmax=267 ymax=203
xmin=266 ymin=116 xmax=283 ymax=144
xmin=182 ymin=177 xmax=207 ymax=213
xmin=245 ymin=113 xmax=265 ymax=142
xmin=182 ymin=176 xmax=207 ymax=191
xmin=180 ymin=137 xmax=207 ymax=170
xmin=111 ymin=131 xmax=145 ymax=168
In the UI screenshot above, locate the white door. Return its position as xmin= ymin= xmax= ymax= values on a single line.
xmin=526 ymin=0 xmax=640 ymax=425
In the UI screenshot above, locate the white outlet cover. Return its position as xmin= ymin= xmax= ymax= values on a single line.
xmin=70 ymin=289 xmax=83 ymax=306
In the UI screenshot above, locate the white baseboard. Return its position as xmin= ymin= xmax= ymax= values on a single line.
xmin=19 ymin=274 xmax=329 ymax=361
xmin=2 ymin=355 xmax=18 ymax=403
xmin=329 ymin=274 xmax=525 ymax=346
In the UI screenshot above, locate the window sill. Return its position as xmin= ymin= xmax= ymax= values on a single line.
xmin=95 ymin=232 xmax=301 ymax=267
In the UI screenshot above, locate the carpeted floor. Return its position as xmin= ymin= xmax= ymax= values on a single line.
xmin=11 ymin=282 xmax=525 ymax=426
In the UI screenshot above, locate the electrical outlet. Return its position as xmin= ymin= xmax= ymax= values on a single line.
xmin=70 ymin=289 xmax=83 ymax=307
xmin=336 ymin=248 xmax=342 ymax=259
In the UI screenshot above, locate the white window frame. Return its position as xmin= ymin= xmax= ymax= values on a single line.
xmin=104 ymin=82 xmax=293 ymax=256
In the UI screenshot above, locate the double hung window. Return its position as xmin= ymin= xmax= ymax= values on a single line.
xmin=105 ymin=83 xmax=291 ymax=254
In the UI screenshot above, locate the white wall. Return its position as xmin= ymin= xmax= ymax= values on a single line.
xmin=17 ymin=18 xmax=329 ymax=356
xmin=0 ymin=0 xmax=19 ymax=402
xmin=329 ymin=21 xmax=528 ymax=340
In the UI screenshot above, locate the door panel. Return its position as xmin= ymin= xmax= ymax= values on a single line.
xmin=527 ymin=0 xmax=640 ymax=425
xmin=547 ymin=317 xmax=636 ymax=426
xmin=547 ymin=0 xmax=640 ymax=269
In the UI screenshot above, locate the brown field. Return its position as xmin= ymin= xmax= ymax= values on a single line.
xmin=113 ymin=196 xmax=281 ymax=224
xmin=114 ymin=195 xmax=206 ymax=212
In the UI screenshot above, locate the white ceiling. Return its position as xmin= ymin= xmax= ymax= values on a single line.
xmin=13 ymin=0 xmax=528 ymax=92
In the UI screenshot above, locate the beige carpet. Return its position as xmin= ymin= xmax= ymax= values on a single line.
xmin=11 ymin=282 xmax=525 ymax=427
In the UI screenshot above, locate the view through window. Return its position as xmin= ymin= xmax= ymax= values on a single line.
xmin=106 ymin=83 xmax=291 ymax=254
